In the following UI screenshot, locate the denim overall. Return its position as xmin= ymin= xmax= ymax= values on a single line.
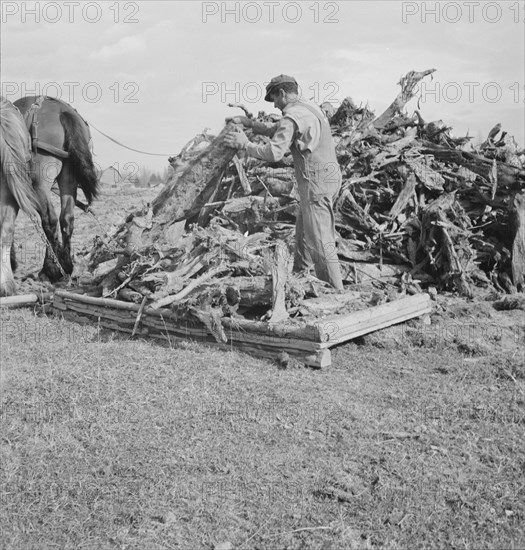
xmin=283 ymin=100 xmax=344 ymax=290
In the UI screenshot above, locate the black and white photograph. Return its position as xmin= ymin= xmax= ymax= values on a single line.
xmin=1 ymin=1 xmax=524 ymax=548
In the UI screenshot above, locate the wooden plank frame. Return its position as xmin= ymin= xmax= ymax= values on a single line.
xmin=52 ymin=290 xmax=432 ymax=368
xmin=0 ymin=293 xmax=53 ymax=309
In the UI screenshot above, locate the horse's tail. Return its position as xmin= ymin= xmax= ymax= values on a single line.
xmin=0 ymin=98 xmax=39 ymax=217
xmin=60 ymin=110 xmax=99 ymax=204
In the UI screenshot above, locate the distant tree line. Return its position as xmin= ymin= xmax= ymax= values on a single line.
xmin=125 ymin=165 xmax=170 ymax=187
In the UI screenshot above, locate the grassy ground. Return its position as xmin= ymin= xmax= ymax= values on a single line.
xmin=1 ymin=298 xmax=523 ymax=549
xmin=1 ymin=186 xmax=524 ymax=549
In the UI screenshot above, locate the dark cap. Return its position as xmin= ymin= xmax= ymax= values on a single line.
xmin=264 ymin=74 xmax=298 ymax=102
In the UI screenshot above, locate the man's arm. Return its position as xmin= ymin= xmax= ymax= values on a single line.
xmin=226 ymin=116 xmax=278 ymax=137
xmin=245 ymin=118 xmax=295 ymax=162
xmin=250 ymin=120 xmax=278 ymax=138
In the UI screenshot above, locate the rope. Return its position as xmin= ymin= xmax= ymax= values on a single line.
xmin=89 ymin=123 xmax=174 ymax=157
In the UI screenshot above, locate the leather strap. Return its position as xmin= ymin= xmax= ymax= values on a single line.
xmin=35 ymin=140 xmax=69 ymax=159
xmin=295 ymin=100 xmax=328 ymax=128
xmin=25 ymin=96 xmax=70 ymax=159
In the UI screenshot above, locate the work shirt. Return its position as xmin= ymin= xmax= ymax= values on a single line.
xmin=246 ymin=98 xmax=322 ymax=162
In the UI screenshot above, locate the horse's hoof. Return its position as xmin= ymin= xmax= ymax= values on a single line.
xmin=58 ymin=253 xmax=74 ymax=276
xmin=38 ymin=270 xmax=52 ymax=283
xmin=0 ymin=281 xmax=17 ymax=297
xmin=41 ymin=258 xmax=65 ymax=282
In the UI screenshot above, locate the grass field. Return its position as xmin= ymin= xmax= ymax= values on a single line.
xmin=1 ymin=186 xmax=524 ymax=549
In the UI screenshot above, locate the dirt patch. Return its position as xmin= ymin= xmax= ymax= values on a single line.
xmin=355 ymin=291 xmax=523 ymax=360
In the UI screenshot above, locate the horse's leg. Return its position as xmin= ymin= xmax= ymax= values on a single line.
xmin=32 ymin=155 xmax=64 ymax=282
xmin=56 ymin=161 xmax=76 ymax=275
xmin=0 ymin=195 xmax=19 ymax=297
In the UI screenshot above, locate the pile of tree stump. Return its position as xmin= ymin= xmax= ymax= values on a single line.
xmin=84 ymin=68 xmax=524 ymax=329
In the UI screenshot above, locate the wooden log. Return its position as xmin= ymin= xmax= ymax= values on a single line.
xmin=55 ymin=298 xmax=209 ymax=341
xmin=167 ymin=260 xmax=205 ymax=284
xmin=76 ymin=307 xmax=204 ymax=339
xmin=406 ymin=156 xmax=445 ymax=191
xmin=269 ymin=241 xmax=290 ymax=324
xmin=55 ymin=290 xmax=142 ymax=312
xmin=440 ymin=225 xmax=473 ymax=297
xmin=493 ymin=295 xmax=525 ymax=311
xmin=318 ymin=294 xmax=431 ymax=343
xmin=510 ymin=190 xmax=525 ymax=289
xmin=55 ymin=292 xmax=188 ymax=324
xmin=336 ymin=188 xmax=381 ymax=234
xmin=136 ymin=312 xmax=324 ymax=354
xmin=54 ymin=289 xmax=431 ymax=360
xmin=232 ymin=155 xmax=252 ymax=194
xmin=54 ymin=290 xmax=431 ymax=367
xmin=147 ymin=124 xmax=237 ymax=239
xmin=331 ymin=96 xmax=359 ymax=127
xmin=221 ymin=327 xmax=324 ymax=354
xmin=57 ymin=298 xmax=199 ymax=334
xmin=422 ymin=142 xmax=525 ymax=189
xmin=89 ymin=124 xmax=238 ymax=269
xmin=316 ymin=297 xmax=428 ymax=339
xmin=0 ymin=293 xmax=53 ymax=308
xmin=150 ymin=265 xmax=231 ymax=309
xmin=225 ymin=276 xmax=273 ymax=306
xmin=372 ymin=69 xmax=436 ymax=129
xmin=56 ymin=309 xmax=147 ymax=336
xmin=0 ymin=294 xmax=38 ymax=308
xmin=55 ymin=298 xmax=330 ymax=367
xmin=389 ymin=173 xmax=417 ymax=218
xmin=52 ymin=299 xmax=67 ymax=311
xmin=55 ymin=290 xmax=212 ymax=326
xmin=117 ymin=288 xmax=143 ymax=303
xmin=337 ymin=239 xmax=379 ymax=262
xmin=418 ymin=193 xmax=474 ymax=296
xmin=59 ymin=301 xmax=143 ymax=325
xmin=92 ymin=258 xmax=119 ymax=280
xmin=221 ymin=317 xmax=323 ymax=343
xmin=53 ymin=291 xmax=325 ymax=349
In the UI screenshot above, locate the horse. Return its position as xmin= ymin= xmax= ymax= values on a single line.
xmin=14 ymin=96 xmax=99 ymax=282
xmin=0 ymin=97 xmax=40 ymax=296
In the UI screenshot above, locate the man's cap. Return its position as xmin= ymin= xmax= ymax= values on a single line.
xmin=264 ymin=74 xmax=298 ymax=102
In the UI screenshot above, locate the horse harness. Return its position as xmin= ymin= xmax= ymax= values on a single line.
xmin=23 ymin=96 xmax=88 ymax=160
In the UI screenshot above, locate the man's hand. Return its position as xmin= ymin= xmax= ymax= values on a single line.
xmin=224 ymin=128 xmax=249 ymax=150
xmin=225 ymin=116 xmax=253 ymax=127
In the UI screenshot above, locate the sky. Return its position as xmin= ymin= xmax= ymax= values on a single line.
xmin=1 ymin=0 xmax=523 ymax=176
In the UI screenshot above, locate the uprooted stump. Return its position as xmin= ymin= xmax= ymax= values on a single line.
xmin=90 ymin=124 xmax=238 ymax=265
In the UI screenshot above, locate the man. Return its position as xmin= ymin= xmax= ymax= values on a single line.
xmin=224 ymin=74 xmax=344 ymax=290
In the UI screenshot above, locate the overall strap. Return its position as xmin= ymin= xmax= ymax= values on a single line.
xmin=296 ymin=100 xmax=329 ymax=128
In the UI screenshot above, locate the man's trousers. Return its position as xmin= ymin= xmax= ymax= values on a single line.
xmin=293 ymin=192 xmax=344 ymax=290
